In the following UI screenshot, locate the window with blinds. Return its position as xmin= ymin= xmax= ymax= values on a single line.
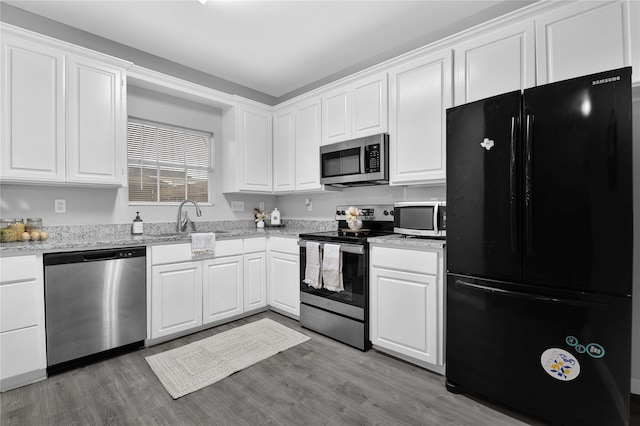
xmin=127 ymin=119 xmax=213 ymax=203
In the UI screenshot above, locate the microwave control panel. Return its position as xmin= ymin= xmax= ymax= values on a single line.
xmin=364 ymin=144 xmax=381 ymax=173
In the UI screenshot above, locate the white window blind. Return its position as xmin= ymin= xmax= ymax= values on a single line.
xmin=127 ymin=119 xmax=213 ymax=203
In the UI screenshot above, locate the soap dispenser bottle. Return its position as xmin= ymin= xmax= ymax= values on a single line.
xmin=270 ymin=208 xmax=281 ymax=226
xmin=132 ymin=212 xmax=144 ymax=235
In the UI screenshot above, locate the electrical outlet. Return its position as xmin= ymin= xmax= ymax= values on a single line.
xmin=231 ymin=201 xmax=244 ymax=212
xmin=54 ymin=199 xmax=66 ymax=213
xmin=259 ymin=202 xmax=265 ymax=211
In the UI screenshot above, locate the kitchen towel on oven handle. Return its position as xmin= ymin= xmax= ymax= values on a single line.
xmin=322 ymin=243 xmax=344 ymax=292
xmin=303 ymin=241 xmax=323 ymax=289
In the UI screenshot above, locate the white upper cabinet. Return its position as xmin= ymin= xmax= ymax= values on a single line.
xmin=388 ymin=49 xmax=452 ymax=186
xmin=1 ymin=33 xmax=66 ymax=183
xmin=224 ymin=102 xmax=273 ymax=193
xmin=535 ymin=1 xmax=636 ymax=85
xmin=295 ymin=96 xmax=323 ymax=191
xmin=66 ymin=54 xmax=126 ymax=185
xmin=454 ymin=21 xmax=536 ymax=105
xmin=0 ymin=25 xmax=129 ymax=187
xmin=322 ymin=73 xmax=388 ymax=145
xmin=272 ymin=107 xmax=296 ymax=193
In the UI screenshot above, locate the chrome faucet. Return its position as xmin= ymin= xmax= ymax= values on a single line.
xmin=177 ymin=199 xmax=202 ymax=233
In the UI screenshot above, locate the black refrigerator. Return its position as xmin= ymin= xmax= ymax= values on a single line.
xmin=445 ymin=67 xmax=633 ymax=425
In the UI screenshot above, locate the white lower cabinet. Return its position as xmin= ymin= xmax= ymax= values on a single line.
xmin=0 ymin=254 xmax=47 ymax=391
xmin=150 ymin=238 xmax=267 ymax=341
xmin=202 ymin=255 xmax=244 ymax=325
xmin=151 ymin=261 xmax=203 ymax=339
xmin=370 ymin=245 xmax=444 ymax=372
xmin=244 ymin=237 xmax=267 ymax=311
xmin=267 ymin=237 xmax=300 ymax=318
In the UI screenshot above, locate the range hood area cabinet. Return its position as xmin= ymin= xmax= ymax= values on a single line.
xmin=0 ymin=25 xmax=130 ymax=187
xmin=272 ymin=96 xmax=328 ymax=193
xmin=222 ymin=101 xmax=273 ymax=193
xmin=322 ymin=73 xmax=388 ymax=146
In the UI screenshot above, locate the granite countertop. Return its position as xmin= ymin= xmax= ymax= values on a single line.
xmin=368 ymin=234 xmax=446 ymax=249
xmin=1 ymin=220 xmax=446 ymax=254
xmin=0 ymin=221 xmax=317 ymax=255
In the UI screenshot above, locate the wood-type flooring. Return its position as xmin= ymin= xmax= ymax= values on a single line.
xmin=2 ymin=311 xmax=639 ymax=425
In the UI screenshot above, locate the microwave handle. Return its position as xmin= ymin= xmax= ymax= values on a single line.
xmin=360 ymin=146 xmax=366 ymax=174
xmin=433 ymin=203 xmax=440 ymax=234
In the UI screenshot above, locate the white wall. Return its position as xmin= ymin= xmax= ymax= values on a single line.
xmin=0 ymin=86 xmax=277 ymax=225
xmin=275 ymin=185 xmax=445 ymax=219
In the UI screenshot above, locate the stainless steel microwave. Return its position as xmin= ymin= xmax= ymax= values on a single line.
xmin=393 ymin=201 xmax=446 ymax=238
xmin=320 ymin=134 xmax=388 ymax=187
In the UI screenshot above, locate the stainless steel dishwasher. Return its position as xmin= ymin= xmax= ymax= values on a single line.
xmin=44 ymin=246 xmax=146 ymax=373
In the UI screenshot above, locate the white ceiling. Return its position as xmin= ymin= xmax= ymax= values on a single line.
xmin=4 ymin=0 xmax=536 ymax=98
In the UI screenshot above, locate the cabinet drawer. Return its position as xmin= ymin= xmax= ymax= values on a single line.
xmin=0 ymin=256 xmax=37 ymax=283
xmin=371 ymin=246 xmax=438 ymax=275
xmin=243 ymin=237 xmax=266 ymax=253
xmin=216 ymin=239 xmax=243 ymax=257
xmin=0 ymin=281 xmax=38 ymax=332
xmin=151 ymin=243 xmax=192 ymax=265
xmin=269 ymin=236 xmax=299 ymax=254
xmin=0 ymin=327 xmax=46 ymax=379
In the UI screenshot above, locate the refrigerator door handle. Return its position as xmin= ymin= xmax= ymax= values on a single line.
xmin=524 ymin=114 xmax=534 ymax=255
xmin=455 ymin=279 xmax=609 ymax=309
xmin=509 ymin=116 xmax=518 ymax=253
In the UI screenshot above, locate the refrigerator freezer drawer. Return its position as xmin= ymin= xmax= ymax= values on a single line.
xmin=445 ymin=273 xmax=632 ymax=426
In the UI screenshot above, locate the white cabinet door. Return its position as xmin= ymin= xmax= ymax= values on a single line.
xmin=323 ymin=87 xmax=351 ymax=145
xmin=237 ymin=103 xmax=273 ymax=192
xmin=0 ymin=34 xmax=65 ymax=183
xmin=295 ymin=97 xmax=323 ymax=191
xmin=388 ymin=49 xmax=452 ymax=186
xmin=370 ymin=267 xmax=440 ymax=365
xmin=454 ymin=21 xmax=535 ymax=105
xmin=273 ymin=108 xmax=296 ymax=193
xmin=66 ymin=54 xmax=126 ymax=185
xmin=370 ymin=245 xmax=444 ymax=369
xmin=536 ymin=1 xmax=633 ymax=85
xmin=202 ymin=255 xmax=244 ymax=325
xmin=352 ymin=73 xmax=388 ymax=139
xmin=0 ymin=254 xmax=46 ymax=391
xmin=268 ymin=251 xmax=300 ymax=318
xmin=151 ymin=262 xmax=203 ymax=339
xmin=322 ymin=73 xmax=388 ymax=145
xmin=244 ymin=252 xmax=267 ymax=311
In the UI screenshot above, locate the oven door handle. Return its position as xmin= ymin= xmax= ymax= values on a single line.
xmin=298 ymin=240 xmax=364 ymax=255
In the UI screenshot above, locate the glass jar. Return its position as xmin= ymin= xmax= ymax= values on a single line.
xmin=8 ymin=218 xmax=25 ymax=236
xmin=1 ymin=218 xmax=22 ymax=242
xmin=26 ymin=218 xmax=43 ymax=233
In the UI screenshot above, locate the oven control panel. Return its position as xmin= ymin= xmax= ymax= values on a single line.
xmin=335 ymin=205 xmax=394 ymax=221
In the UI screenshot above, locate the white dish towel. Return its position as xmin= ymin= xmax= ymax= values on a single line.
xmin=191 ymin=232 xmax=216 ymax=257
xmin=303 ymin=242 xmax=322 ymax=289
xmin=322 ymin=243 xmax=344 ymax=292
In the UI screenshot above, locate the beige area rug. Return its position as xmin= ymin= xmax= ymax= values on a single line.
xmin=145 ymin=318 xmax=310 ymax=399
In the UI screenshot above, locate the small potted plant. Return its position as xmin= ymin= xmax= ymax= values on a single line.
xmin=254 ymin=208 xmax=268 ymax=228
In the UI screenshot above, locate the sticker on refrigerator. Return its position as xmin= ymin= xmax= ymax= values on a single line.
xmin=480 ymin=138 xmax=494 ymax=151
xmin=540 ymin=348 xmax=581 ymax=381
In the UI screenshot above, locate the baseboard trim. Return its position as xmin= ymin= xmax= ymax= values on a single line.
xmin=0 ymin=369 xmax=46 ymax=392
xmin=631 ymin=377 xmax=640 ymax=395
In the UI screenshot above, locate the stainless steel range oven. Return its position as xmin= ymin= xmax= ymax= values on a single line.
xmin=298 ymin=205 xmax=394 ymax=350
